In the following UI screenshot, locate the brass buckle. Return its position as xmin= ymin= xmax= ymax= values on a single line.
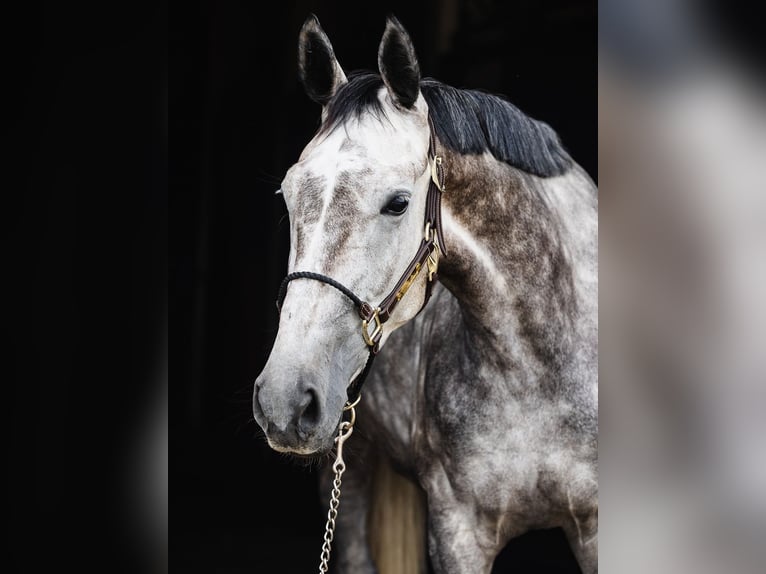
xmin=427 ymin=240 xmax=441 ymax=281
xmin=424 ymin=221 xmax=433 ymax=242
xmin=361 ymin=307 xmax=382 ymax=347
xmin=430 ymin=155 xmax=444 ymax=191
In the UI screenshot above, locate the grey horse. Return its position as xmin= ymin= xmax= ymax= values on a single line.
xmin=253 ymin=16 xmax=598 ymax=574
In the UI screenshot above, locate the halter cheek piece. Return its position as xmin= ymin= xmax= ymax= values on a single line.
xmin=276 ymin=115 xmax=447 ymax=404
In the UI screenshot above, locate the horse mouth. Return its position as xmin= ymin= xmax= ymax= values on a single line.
xmin=267 ymin=439 xmax=319 ymax=456
xmin=266 ymin=434 xmax=335 ymax=458
xmin=267 ymin=440 xmax=335 ymax=467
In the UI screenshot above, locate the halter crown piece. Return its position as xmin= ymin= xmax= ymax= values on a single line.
xmin=276 ymin=114 xmax=447 ymax=404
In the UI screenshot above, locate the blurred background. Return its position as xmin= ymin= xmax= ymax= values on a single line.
xmin=599 ymin=1 xmax=765 ymax=573
xmin=173 ymin=1 xmax=594 ymax=572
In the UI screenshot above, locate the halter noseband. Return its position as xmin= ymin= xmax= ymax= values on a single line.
xmin=276 ymin=115 xmax=447 ymax=404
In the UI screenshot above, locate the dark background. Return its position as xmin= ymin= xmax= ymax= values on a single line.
xmin=174 ymin=1 xmax=594 ymax=573
xmin=5 ymin=1 xmax=167 ymax=572
xmin=3 ymin=0 xmax=593 ymax=572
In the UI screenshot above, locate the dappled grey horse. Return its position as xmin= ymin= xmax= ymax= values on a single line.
xmin=253 ymin=15 xmax=598 ymax=574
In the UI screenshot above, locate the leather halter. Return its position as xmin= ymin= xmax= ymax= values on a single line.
xmin=276 ymin=115 xmax=447 ymax=403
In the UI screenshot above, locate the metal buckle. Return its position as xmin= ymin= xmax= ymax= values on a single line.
xmin=424 ymin=221 xmax=433 ymax=242
xmin=361 ymin=307 xmax=382 ymax=347
xmin=430 ymin=155 xmax=444 ymax=191
xmin=427 ymin=240 xmax=441 ymax=281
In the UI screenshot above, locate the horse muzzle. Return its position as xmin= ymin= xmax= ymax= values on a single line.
xmin=252 ymin=373 xmax=331 ymax=454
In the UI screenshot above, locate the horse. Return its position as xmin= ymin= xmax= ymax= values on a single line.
xmin=252 ymin=15 xmax=598 ymax=574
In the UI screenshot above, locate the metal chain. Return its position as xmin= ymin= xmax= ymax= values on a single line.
xmin=318 ymin=397 xmax=360 ymax=574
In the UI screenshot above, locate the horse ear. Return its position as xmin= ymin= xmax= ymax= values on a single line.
xmin=377 ymin=16 xmax=421 ymax=109
xmin=298 ymin=15 xmax=347 ymax=106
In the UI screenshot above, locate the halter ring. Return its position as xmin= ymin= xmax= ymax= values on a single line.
xmin=361 ymin=307 xmax=382 ymax=347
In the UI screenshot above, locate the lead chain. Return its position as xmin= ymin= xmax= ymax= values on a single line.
xmin=318 ymin=399 xmax=359 ymax=573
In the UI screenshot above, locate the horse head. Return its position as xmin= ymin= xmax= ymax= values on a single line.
xmin=253 ymin=16 xmax=436 ymax=455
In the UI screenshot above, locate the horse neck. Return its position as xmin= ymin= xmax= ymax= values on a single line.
xmin=437 ymin=149 xmax=596 ymax=375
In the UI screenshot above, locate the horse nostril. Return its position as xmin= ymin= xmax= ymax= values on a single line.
xmin=298 ymin=389 xmax=320 ymax=433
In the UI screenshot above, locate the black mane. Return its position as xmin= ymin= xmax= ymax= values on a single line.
xmin=321 ymin=72 xmax=571 ymax=177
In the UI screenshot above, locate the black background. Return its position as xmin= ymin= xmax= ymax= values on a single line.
xmin=6 ymin=2 xmax=167 ymax=572
xmin=174 ymin=1 xmax=594 ymax=573
xmin=5 ymin=0 xmax=594 ymax=572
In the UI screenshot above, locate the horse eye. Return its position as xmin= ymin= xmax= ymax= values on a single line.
xmin=382 ymin=194 xmax=410 ymax=216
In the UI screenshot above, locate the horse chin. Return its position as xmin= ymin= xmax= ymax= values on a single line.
xmin=266 ymin=435 xmax=335 ymax=459
xmin=280 ymin=449 xmax=334 ymax=467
